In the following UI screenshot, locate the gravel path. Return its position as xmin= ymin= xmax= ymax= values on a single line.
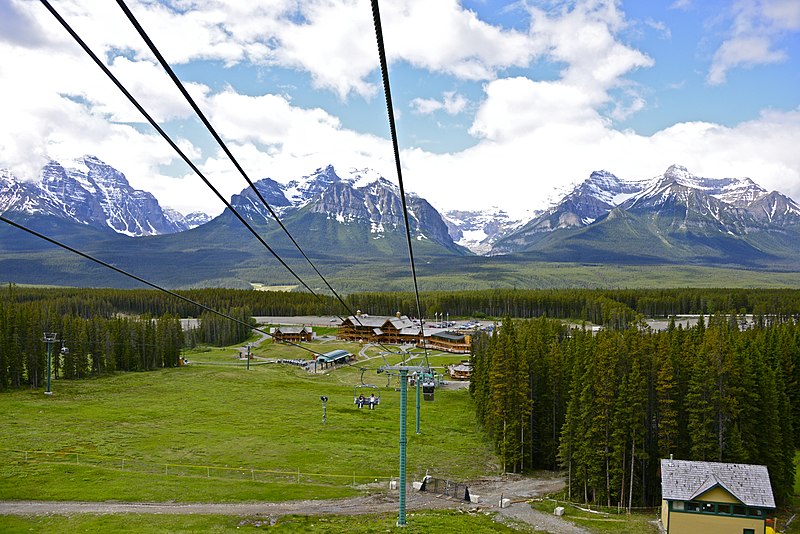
xmin=0 ymin=474 xmax=589 ymax=533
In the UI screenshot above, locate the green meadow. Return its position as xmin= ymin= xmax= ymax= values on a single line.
xmin=0 ymin=338 xmax=495 ymax=503
xmin=0 ymin=510 xmax=523 ymax=533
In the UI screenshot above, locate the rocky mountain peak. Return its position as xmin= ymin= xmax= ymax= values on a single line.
xmin=1 ymin=156 xmax=192 ymax=236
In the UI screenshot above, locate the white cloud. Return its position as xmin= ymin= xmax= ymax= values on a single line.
xmin=670 ymin=0 xmax=693 ymax=10
xmin=708 ymin=35 xmax=787 ymax=84
xmin=410 ymin=92 xmax=468 ymax=116
xmin=35 ymin=0 xmax=541 ymax=101
xmin=707 ymin=0 xmax=799 ymax=85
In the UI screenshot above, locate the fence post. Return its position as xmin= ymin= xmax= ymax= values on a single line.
xmin=251 ymin=469 xmax=254 ymax=481
xmin=207 ymin=467 xmax=210 ymax=478
xmin=76 ymin=454 xmax=79 ymax=465
xmin=297 ymin=467 xmax=300 ymax=483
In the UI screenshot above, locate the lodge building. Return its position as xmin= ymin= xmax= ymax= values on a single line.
xmin=337 ymin=313 xmax=422 ymax=344
xmin=270 ymin=326 xmax=314 ymax=343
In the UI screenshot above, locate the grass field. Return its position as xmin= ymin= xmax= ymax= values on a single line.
xmin=0 ymin=509 xmax=528 ymax=533
xmin=0 ymin=338 xmax=495 ymax=504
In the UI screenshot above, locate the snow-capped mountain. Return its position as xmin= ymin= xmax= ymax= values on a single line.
xmin=492 ymin=164 xmax=800 ymax=258
xmin=228 ymin=165 xmax=462 ymax=253
xmin=0 ymin=156 xmax=201 ymax=236
xmin=443 ymin=208 xmax=530 ymax=255
xmin=491 ymin=170 xmax=647 ymax=254
xmin=163 ymin=208 xmax=212 ymax=231
xmin=622 ymin=164 xmax=800 ymax=227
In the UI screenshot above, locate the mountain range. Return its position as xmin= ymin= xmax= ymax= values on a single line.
xmin=1 ymin=157 xmax=799 ymax=289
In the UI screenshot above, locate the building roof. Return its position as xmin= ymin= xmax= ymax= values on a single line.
xmin=273 ymin=326 xmax=311 ymax=334
xmin=432 ymin=331 xmax=466 ymax=342
xmin=316 ymin=349 xmax=352 ymax=363
xmin=343 ymin=315 xmax=415 ymax=330
xmin=660 ymin=458 xmax=775 ymax=508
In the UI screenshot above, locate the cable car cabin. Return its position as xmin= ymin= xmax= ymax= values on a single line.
xmin=422 ymin=380 xmax=435 ymax=401
xmin=354 ymin=385 xmax=380 ymax=409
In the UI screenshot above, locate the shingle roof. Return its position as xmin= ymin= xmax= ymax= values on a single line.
xmin=431 ymin=331 xmax=466 ymax=342
xmin=344 ymin=315 xmax=414 ymax=329
xmin=274 ymin=326 xmax=311 ymax=334
xmin=660 ymin=458 xmax=775 ymax=508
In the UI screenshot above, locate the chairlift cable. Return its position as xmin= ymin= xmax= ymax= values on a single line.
xmin=0 ymin=215 xmax=328 ymax=360
xmin=34 ymin=0 xmax=423 ymax=368
xmin=113 ymin=0 xmax=369 ymax=331
xmin=39 ymin=0 xmax=402 ymax=358
xmin=36 ymin=0 xmax=327 ymax=303
xmin=369 ymin=0 xmax=430 ymax=372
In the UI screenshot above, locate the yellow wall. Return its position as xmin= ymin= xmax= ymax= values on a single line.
xmin=696 ymin=487 xmax=741 ymax=504
xmin=669 ymin=512 xmax=763 ymax=534
xmin=661 ymin=500 xmax=670 ymax=530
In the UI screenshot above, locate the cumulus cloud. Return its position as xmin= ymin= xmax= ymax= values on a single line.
xmin=46 ymin=0 xmax=542 ymax=100
xmin=708 ymin=0 xmax=800 ymax=85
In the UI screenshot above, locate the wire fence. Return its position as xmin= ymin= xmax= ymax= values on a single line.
xmin=0 ymin=447 xmax=395 ymax=487
xmin=541 ymin=496 xmax=661 ymax=514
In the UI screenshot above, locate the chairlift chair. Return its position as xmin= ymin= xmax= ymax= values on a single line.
xmin=354 ymin=384 xmax=381 ymax=408
xmin=421 ymin=370 xmax=436 ymax=402
xmin=354 ymin=369 xmax=381 ymax=408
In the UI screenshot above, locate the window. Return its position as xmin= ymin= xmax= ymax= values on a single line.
xmin=733 ymin=505 xmax=747 ymax=516
xmin=743 ymin=529 xmax=755 ymax=534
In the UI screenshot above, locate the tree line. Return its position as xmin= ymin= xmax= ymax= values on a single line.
xmin=10 ymin=286 xmax=800 ymax=327
xmin=0 ymin=287 xmax=258 ymax=390
xmin=470 ymin=314 xmax=798 ymax=508
xmin=0 ymin=297 xmax=183 ymax=389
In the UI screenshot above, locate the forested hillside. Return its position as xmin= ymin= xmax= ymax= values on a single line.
xmin=470 ymin=315 xmax=799 ymax=508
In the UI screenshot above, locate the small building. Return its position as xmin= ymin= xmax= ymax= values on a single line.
xmin=270 ymin=326 xmax=314 ymax=343
xmin=660 ymin=458 xmax=775 ymax=534
xmin=314 ymin=349 xmax=354 ymax=369
xmin=422 ymin=331 xmax=471 ymax=353
xmin=447 ymin=361 xmax=472 ymax=380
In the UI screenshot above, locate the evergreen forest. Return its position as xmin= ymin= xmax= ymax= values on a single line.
xmin=470 ymin=314 xmax=799 ymax=508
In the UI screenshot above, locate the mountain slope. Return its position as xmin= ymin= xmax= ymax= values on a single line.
xmin=1 ymin=156 xmax=191 ymax=236
xmin=495 ymin=165 xmax=800 ymax=266
xmin=491 ymin=170 xmax=645 ymax=254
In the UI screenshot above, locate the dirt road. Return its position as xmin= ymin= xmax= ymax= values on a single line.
xmin=0 ymin=475 xmax=589 ymax=533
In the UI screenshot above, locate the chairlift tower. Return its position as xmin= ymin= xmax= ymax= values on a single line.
xmin=43 ymin=333 xmax=58 ymax=395
xmin=379 ymin=362 xmax=429 ymax=527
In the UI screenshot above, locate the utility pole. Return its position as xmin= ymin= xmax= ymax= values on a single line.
xmin=43 ymin=333 xmax=58 ymax=395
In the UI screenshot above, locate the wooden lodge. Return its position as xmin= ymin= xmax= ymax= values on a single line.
xmin=271 ymin=325 xmax=314 ymax=343
xmin=660 ymin=458 xmax=776 ymax=534
xmin=421 ymin=331 xmax=471 ymax=354
xmin=337 ymin=313 xmax=422 ymax=344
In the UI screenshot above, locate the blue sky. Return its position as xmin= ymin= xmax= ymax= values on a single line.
xmin=1 ymin=0 xmax=799 ymax=217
